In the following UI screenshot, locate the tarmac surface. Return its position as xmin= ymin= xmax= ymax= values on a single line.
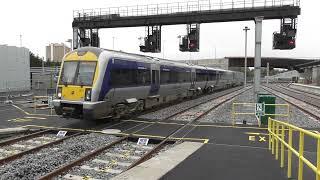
xmin=0 ymin=103 xmax=317 ymax=179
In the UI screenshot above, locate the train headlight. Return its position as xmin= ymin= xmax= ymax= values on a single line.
xmin=57 ymin=87 xmax=62 ymax=99
xmin=85 ymin=88 xmax=92 ymax=101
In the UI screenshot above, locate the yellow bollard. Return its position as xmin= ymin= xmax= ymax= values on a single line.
xmin=288 ymin=127 xmax=292 ymax=178
xmin=317 ymin=138 xmax=320 ymax=180
xmin=276 ymin=123 xmax=279 ymax=160
xmin=272 ymin=120 xmax=276 ymax=155
xmin=281 ymin=124 xmax=285 ymax=168
xmin=298 ymin=131 xmax=304 ymax=180
xmin=268 ymin=118 xmax=271 ymax=151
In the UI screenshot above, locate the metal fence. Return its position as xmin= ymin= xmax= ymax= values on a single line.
xmin=74 ymin=0 xmax=300 ymax=20
xmin=0 ymin=67 xmax=60 ymax=104
xmin=268 ymin=117 xmax=320 ymax=180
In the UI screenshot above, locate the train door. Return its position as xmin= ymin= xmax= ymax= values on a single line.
xmin=150 ymin=64 xmax=160 ymax=96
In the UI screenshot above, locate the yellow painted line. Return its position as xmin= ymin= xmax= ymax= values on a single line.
xmin=193 ymin=124 xmax=267 ymax=130
xmin=170 ymin=137 xmax=209 ymax=143
xmin=132 ymin=133 xmax=166 ymax=139
xmin=245 ymin=132 xmax=269 ymax=136
xmin=124 ymin=119 xmax=185 ymax=126
xmin=24 ymin=116 xmax=47 ymax=120
xmin=26 ymin=113 xmax=58 ymax=117
xmin=21 ymin=125 xmax=128 ymax=136
xmin=11 ymin=104 xmax=58 ymax=117
xmin=132 ymin=133 xmax=209 ymax=143
xmin=12 ymin=118 xmax=33 ymax=122
xmin=11 ymin=104 xmax=30 ymax=115
xmin=128 ymin=119 xmax=267 ymax=130
xmin=124 ymin=119 xmax=153 ymax=124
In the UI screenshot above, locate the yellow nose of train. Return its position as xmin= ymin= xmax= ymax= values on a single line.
xmin=57 ymin=51 xmax=98 ymax=101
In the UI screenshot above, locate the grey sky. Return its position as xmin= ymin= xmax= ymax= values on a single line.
xmin=0 ymin=0 xmax=318 ymax=60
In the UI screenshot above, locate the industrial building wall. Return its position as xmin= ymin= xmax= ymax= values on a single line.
xmin=0 ymin=45 xmax=30 ymax=92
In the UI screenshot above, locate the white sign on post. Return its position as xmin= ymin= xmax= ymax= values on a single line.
xmin=137 ymin=138 xmax=149 ymax=146
xmin=56 ymin=131 xmax=68 ymax=137
xmin=255 ymin=103 xmax=265 ymax=116
xmin=48 ymin=96 xmax=53 ymax=107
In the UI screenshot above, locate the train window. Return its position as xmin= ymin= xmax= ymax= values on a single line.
xmin=208 ymin=71 xmax=216 ymax=81
xmin=137 ymin=69 xmax=151 ymax=85
xmin=59 ymin=61 xmax=78 ymax=85
xmin=178 ymin=72 xmax=190 ymax=83
xmin=196 ymin=71 xmax=207 ymax=82
xmin=75 ymin=62 xmax=97 ymax=86
xmin=160 ymin=71 xmax=170 ymax=84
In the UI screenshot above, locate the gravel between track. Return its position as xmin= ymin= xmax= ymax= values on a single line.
xmin=199 ymin=88 xmax=320 ymax=128
xmin=59 ymin=141 xmax=155 ymax=180
xmin=139 ymin=87 xmax=242 ymax=120
xmin=0 ymin=133 xmax=118 ymax=180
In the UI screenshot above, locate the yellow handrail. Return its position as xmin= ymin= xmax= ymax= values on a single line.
xmin=232 ymin=103 xmax=290 ymax=126
xmin=268 ymin=117 xmax=320 ymax=180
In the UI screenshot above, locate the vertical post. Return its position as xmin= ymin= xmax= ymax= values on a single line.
xmin=254 ymin=17 xmax=263 ymax=101
xmin=281 ymin=124 xmax=285 ymax=167
xmin=267 ymin=62 xmax=270 ymax=84
xmin=288 ymin=127 xmax=292 ymax=178
xmin=243 ymin=26 xmax=250 ymax=87
xmin=276 ymin=122 xmax=279 ymax=160
xmin=317 ymin=138 xmax=320 ymax=180
xmin=73 ymin=28 xmax=79 ymax=50
xmin=298 ymin=131 xmax=304 ymax=180
xmin=272 ymin=120 xmax=275 ymax=155
xmin=268 ymin=118 xmax=272 ymax=150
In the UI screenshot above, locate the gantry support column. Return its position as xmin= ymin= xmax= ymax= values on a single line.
xmin=73 ymin=27 xmax=79 ymax=50
xmin=254 ymin=16 xmax=264 ymax=100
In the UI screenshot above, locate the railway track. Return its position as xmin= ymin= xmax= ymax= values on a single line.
xmin=262 ymin=84 xmax=320 ymax=120
xmin=139 ymin=86 xmax=248 ymax=121
xmin=0 ymin=86 xmax=251 ymax=179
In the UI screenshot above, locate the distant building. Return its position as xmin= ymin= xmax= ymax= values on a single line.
xmin=182 ymin=58 xmax=229 ymax=70
xmin=0 ymin=45 xmax=30 ymax=92
xmin=46 ymin=43 xmax=71 ymax=62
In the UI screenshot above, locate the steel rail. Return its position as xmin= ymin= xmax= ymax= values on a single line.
xmin=0 ymin=129 xmax=51 ymax=146
xmin=39 ymin=86 xmax=250 ymax=179
xmin=262 ymin=85 xmax=320 ymax=121
xmin=127 ymin=86 xmax=252 ymax=169
xmin=0 ymin=132 xmax=83 ymax=165
xmin=39 ymin=136 xmax=127 ymax=180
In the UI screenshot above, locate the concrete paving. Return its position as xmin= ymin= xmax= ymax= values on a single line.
xmin=112 ymin=142 xmax=203 ymax=180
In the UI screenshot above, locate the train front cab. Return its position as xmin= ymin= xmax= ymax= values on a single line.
xmin=53 ymin=51 xmax=102 ymax=119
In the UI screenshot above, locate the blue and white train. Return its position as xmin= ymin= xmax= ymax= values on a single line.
xmin=53 ymin=47 xmax=244 ymax=120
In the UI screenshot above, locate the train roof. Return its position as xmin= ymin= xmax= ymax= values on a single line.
xmin=68 ymin=47 xmax=236 ymax=73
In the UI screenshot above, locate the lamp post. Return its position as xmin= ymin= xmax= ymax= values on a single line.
xmin=243 ymin=26 xmax=250 ymax=87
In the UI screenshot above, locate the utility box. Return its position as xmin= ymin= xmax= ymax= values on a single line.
xmin=257 ymin=94 xmax=276 ymax=125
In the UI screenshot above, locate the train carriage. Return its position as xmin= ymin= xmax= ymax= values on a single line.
xmin=53 ymin=47 xmax=244 ymax=120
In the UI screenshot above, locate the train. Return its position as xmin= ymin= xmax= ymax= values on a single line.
xmin=53 ymin=47 xmax=244 ymax=120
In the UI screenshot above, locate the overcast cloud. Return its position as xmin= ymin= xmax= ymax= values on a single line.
xmin=0 ymin=0 xmax=318 ymax=60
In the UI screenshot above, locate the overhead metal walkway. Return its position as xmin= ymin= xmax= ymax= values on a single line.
xmin=73 ymin=0 xmax=300 ymax=28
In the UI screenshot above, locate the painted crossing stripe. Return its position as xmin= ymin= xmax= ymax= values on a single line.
xmin=104 ymin=152 xmax=140 ymax=160
xmin=11 ymin=144 xmax=35 ymax=149
xmin=81 ymin=165 xmax=122 ymax=174
xmin=93 ymin=159 xmax=131 ymax=167
xmin=131 ymin=144 xmax=153 ymax=150
xmin=113 ymin=149 xmax=143 ymax=154
xmin=64 ymin=174 xmax=100 ymax=180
